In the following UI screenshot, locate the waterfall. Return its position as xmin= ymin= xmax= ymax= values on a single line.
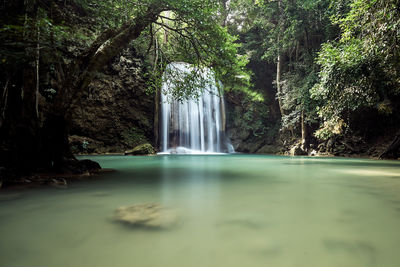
xmin=159 ymin=62 xmax=234 ymax=154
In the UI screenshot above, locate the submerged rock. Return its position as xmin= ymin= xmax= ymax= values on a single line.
xmin=124 ymin=143 xmax=156 ymax=155
xmin=113 ymin=203 xmax=178 ymax=229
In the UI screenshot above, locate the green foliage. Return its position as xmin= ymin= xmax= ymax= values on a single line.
xmin=253 ymin=0 xmax=335 ymax=62
xmin=312 ymin=0 xmax=400 ymax=138
xmin=1 ymin=0 xmax=249 ymax=106
xmin=236 ymin=0 xmax=335 ymax=134
xmin=4 ymin=0 xmax=397 ymax=148
xmin=138 ymin=1 xmax=250 ymax=100
xmin=242 ymin=102 xmax=270 ymax=137
xmin=162 ymin=65 xmax=216 ymax=101
xmin=312 ymin=39 xmax=380 ymax=116
xmin=314 ymin=117 xmax=346 ymax=140
xmin=280 ymin=64 xmax=319 ymax=130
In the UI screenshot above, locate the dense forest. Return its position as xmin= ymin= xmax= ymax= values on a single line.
xmin=1 ymin=0 xmax=399 ymax=182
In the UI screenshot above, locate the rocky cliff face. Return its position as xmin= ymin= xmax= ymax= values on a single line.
xmin=225 ymin=90 xmax=281 ymax=154
xmin=69 ymin=48 xmax=155 ymax=154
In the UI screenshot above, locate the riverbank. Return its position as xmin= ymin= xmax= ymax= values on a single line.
xmin=0 ymin=168 xmax=117 ymax=190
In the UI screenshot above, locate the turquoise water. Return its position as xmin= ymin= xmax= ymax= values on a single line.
xmin=1 ymin=155 xmax=400 ymax=267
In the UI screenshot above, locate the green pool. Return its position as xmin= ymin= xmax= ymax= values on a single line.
xmin=1 ymin=155 xmax=400 ymax=267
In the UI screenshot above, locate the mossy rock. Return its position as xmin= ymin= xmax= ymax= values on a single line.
xmin=124 ymin=143 xmax=156 ymax=155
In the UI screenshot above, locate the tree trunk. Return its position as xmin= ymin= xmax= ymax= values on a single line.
xmin=54 ymin=4 xmax=166 ymax=115
xmin=276 ymin=0 xmax=285 ymax=118
xmin=154 ymin=87 xmax=160 ymax=150
xmin=220 ymin=97 xmax=227 ymax=132
xmin=44 ymin=3 xmax=168 ymax=168
xmin=301 ymin=110 xmax=309 ymax=152
xmin=220 ymin=0 xmax=228 ymax=27
xmin=1 ymin=2 xmax=169 ymax=177
xmin=379 ymin=130 xmax=400 ymax=159
xmin=35 ymin=19 xmax=40 ymax=119
xmin=276 ymin=52 xmax=285 ymax=117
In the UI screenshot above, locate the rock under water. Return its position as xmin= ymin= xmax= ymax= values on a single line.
xmin=113 ymin=203 xmax=178 ymax=229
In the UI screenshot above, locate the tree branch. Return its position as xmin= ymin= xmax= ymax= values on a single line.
xmin=52 ymin=3 xmax=169 ymax=116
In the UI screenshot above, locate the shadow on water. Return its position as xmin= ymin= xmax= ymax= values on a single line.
xmin=323 ymin=239 xmax=377 ymax=267
xmin=89 ymin=192 xmax=112 ymax=197
xmin=110 ymin=219 xmax=181 ymax=232
xmin=215 ymin=218 xmax=267 ymax=230
xmin=337 ymin=209 xmax=359 ymax=223
xmin=282 ymin=158 xmax=400 ymax=169
xmin=251 ymin=246 xmax=282 ymax=258
xmin=0 ymin=193 xmax=22 ymax=203
xmin=98 ymin=167 xmax=259 ymax=187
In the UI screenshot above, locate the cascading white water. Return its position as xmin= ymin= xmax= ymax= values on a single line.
xmin=160 ymin=62 xmax=234 ymax=154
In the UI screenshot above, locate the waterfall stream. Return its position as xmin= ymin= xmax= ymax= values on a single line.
xmin=159 ymin=62 xmax=234 ymax=154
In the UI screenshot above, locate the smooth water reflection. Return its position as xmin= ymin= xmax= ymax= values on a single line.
xmin=1 ymin=155 xmax=400 ymax=267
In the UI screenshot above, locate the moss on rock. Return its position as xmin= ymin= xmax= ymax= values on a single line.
xmin=124 ymin=143 xmax=156 ymax=155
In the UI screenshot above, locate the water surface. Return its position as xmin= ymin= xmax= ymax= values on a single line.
xmin=1 ymin=155 xmax=400 ymax=267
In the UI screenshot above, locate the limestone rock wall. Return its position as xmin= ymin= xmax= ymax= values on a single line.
xmin=225 ymin=90 xmax=281 ymax=154
xmin=70 ymin=48 xmax=155 ymax=154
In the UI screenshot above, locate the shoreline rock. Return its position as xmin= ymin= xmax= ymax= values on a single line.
xmin=124 ymin=143 xmax=156 ymax=156
xmin=0 ymin=168 xmax=115 ymax=191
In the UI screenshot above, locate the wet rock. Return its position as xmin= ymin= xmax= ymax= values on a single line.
xmin=79 ymin=159 xmax=102 ymax=171
xmin=125 ymin=143 xmax=156 ymax=155
xmin=113 ymin=203 xmax=178 ymax=229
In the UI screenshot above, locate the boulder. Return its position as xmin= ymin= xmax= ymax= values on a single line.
xmin=61 ymin=159 xmax=101 ymax=174
xmin=113 ymin=203 xmax=178 ymax=229
xmin=257 ymin=144 xmax=279 ymax=154
xmin=125 ymin=143 xmax=156 ymax=155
